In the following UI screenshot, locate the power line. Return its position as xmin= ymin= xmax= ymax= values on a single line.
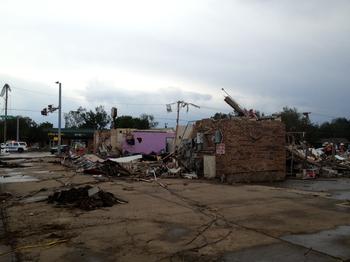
xmin=10 ymin=86 xmax=349 ymax=118
xmin=152 ymin=116 xmax=195 ymax=122
xmin=6 ymin=108 xmax=57 ymax=114
xmin=14 ymin=87 xmax=57 ymax=97
xmin=13 ymin=86 xmax=162 ymax=104
xmin=12 ymin=86 xmax=226 ymax=111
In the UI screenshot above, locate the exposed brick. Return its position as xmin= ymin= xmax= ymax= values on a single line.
xmin=193 ymin=118 xmax=286 ymax=182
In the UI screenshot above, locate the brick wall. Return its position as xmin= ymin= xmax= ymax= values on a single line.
xmin=193 ymin=118 xmax=286 ymax=182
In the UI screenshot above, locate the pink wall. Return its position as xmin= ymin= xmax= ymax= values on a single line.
xmin=122 ymin=131 xmax=175 ymax=155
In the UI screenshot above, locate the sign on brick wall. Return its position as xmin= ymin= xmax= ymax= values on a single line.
xmin=216 ymin=143 xmax=225 ymax=155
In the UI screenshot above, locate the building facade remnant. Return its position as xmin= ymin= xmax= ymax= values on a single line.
xmin=180 ymin=118 xmax=286 ymax=182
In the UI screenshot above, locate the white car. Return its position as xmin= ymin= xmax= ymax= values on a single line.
xmin=0 ymin=143 xmax=9 ymax=155
xmin=4 ymin=141 xmax=28 ymax=153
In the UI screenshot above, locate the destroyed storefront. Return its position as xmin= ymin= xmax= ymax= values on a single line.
xmin=123 ymin=130 xmax=175 ymax=155
xmin=93 ymin=128 xmax=136 ymax=155
xmin=94 ymin=126 xmax=192 ymax=156
xmin=180 ymin=118 xmax=286 ymax=182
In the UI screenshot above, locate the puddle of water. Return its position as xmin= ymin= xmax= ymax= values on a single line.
xmin=0 ymin=175 xmax=39 ymax=183
xmin=273 ymin=179 xmax=350 ymax=201
xmin=163 ymin=225 xmax=190 ymax=242
xmin=281 ymin=225 xmax=350 ymax=260
xmin=221 ymin=242 xmax=337 ymax=262
xmin=331 ymin=191 xmax=350 ymax=200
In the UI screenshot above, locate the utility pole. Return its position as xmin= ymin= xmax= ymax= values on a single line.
xmin=175 ymin=101 xmax=181 ymax=147
xmin=167 ymin=100 xmax=200 ymax=151
xmin=56 ymin=81 xmax=62 ymax=154
xmin=1 ymin=83 xmax=11 ymax=143
xmin=4 ymin=86 xmax=8 ymax=142
xmin=16 ymin=116 xmax=19 ymax=141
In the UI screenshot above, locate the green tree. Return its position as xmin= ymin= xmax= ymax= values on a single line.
xmin=81 ymin=106 xmax=111 ymax=129
xmin=0 ymin=117 xmax=53 ymax=146
xmin=64 ymin=106 xmax=111 ymax=130
xmin=319 ymin=118 xmax=350 ymax=141
xmin=280 ymin=107 xmax=319 ymax=143
xmin=39 ymin=122 xmax=54 ymax=129
xmin=280 ymin=107 xmax=307 ymax=132
xmin=140 ymin=114 xmax=158 ymax=128
xmin=212 ymin=112 xmax=230 ymax=120
xmin=114 ymin=114 xmax=158 ymax=129
xmin=64 ymin=107 xmax=86 ymax=128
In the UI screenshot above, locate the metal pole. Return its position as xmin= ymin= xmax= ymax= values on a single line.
xmin=16 ymin=116 xmax=19 ymax=141
xmin=58 ymin=82 xmax=62 ymax=154
xmin=4 ymin=86 xmax=8 ymax=143
xmin=173 ymin=101 xmax=180 ymax=151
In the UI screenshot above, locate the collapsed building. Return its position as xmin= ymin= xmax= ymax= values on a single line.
xmin=179 ymin=118 xmax=286 ymax=183
xmin=94 ymin=128 xmax=176 ymax=156
xmin=91 ymin=91 xmax=287 ymax=183
xmin=93 ymin=128 xmax=135 ymax=155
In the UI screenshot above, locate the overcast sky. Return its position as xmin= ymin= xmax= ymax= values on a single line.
xmin=0 ymin=0 xmax=349 ymax=127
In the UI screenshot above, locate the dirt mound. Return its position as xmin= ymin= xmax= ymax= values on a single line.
xmin=48 ymin=186 xmax=127 ymax=210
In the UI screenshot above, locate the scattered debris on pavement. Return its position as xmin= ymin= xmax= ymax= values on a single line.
xmin=0 ymin=192 xmax=12 ymax=201
xmin=0 ymin=160 xmax=25 ymax=168
xmin=60 ymin=152 xmax=193 ymax=181
xmin=48 ymin=186 xmax=128 ymax=210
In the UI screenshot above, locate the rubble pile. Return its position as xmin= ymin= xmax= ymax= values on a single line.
xmin=62 ymin=154 xmax=130 ymax=176
xmin=61 ymin=152 xmax=185 ymax=179
xmin=61 ymin=154 xmax=103 ymax=173
xmin=98 ymin=159 xmax=131 ymax=176
xmin=287 ymin=145 xmax=350 ymax=178
xmin=0 ymin=160 xmax=25 ymax=168
xmin=48 ymin=186 xmax=127 ymax=210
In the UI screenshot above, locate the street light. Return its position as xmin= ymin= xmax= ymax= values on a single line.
xmin=55 ymin=81 xmax=62 ymax=154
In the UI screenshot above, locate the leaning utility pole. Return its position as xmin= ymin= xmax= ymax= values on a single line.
xmin=1 ymin=83 xmax=11 ymax=142
xmin=175 ymin=101 xmax=181 ymax=144
xmin=166 ymin=100 xmax=200 ymax=151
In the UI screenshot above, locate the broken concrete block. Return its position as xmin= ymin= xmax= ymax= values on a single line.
xmin=88 ymin=187 xmax=100 ymax=197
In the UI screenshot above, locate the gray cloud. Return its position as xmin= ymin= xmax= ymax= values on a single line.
xmin=82 ymin=80 xmax=218 ymax=125
xmin=0 ymin=0 xmax=349 ymax=125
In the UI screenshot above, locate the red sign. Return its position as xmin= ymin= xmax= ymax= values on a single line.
xmin=216 ymin=143 xmax=225 ymax=155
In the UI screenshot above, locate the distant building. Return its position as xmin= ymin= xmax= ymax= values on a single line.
xmin=48 ymin=128 xmax=95 ymax=151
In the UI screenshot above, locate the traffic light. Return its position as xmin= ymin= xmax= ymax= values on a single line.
xmin=41 ymin=108 xmax=48 ymax=116
xmin=48 ymin=105 xmax=53 ymax=112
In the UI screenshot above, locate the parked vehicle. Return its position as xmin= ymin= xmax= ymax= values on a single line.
xmin=50 ymin=145 xmax=70 ymax=154
xmin=0 ymin=143 xmax=10 ymax=155
xmin=4 ymin=141 xmax=28 ymax=153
